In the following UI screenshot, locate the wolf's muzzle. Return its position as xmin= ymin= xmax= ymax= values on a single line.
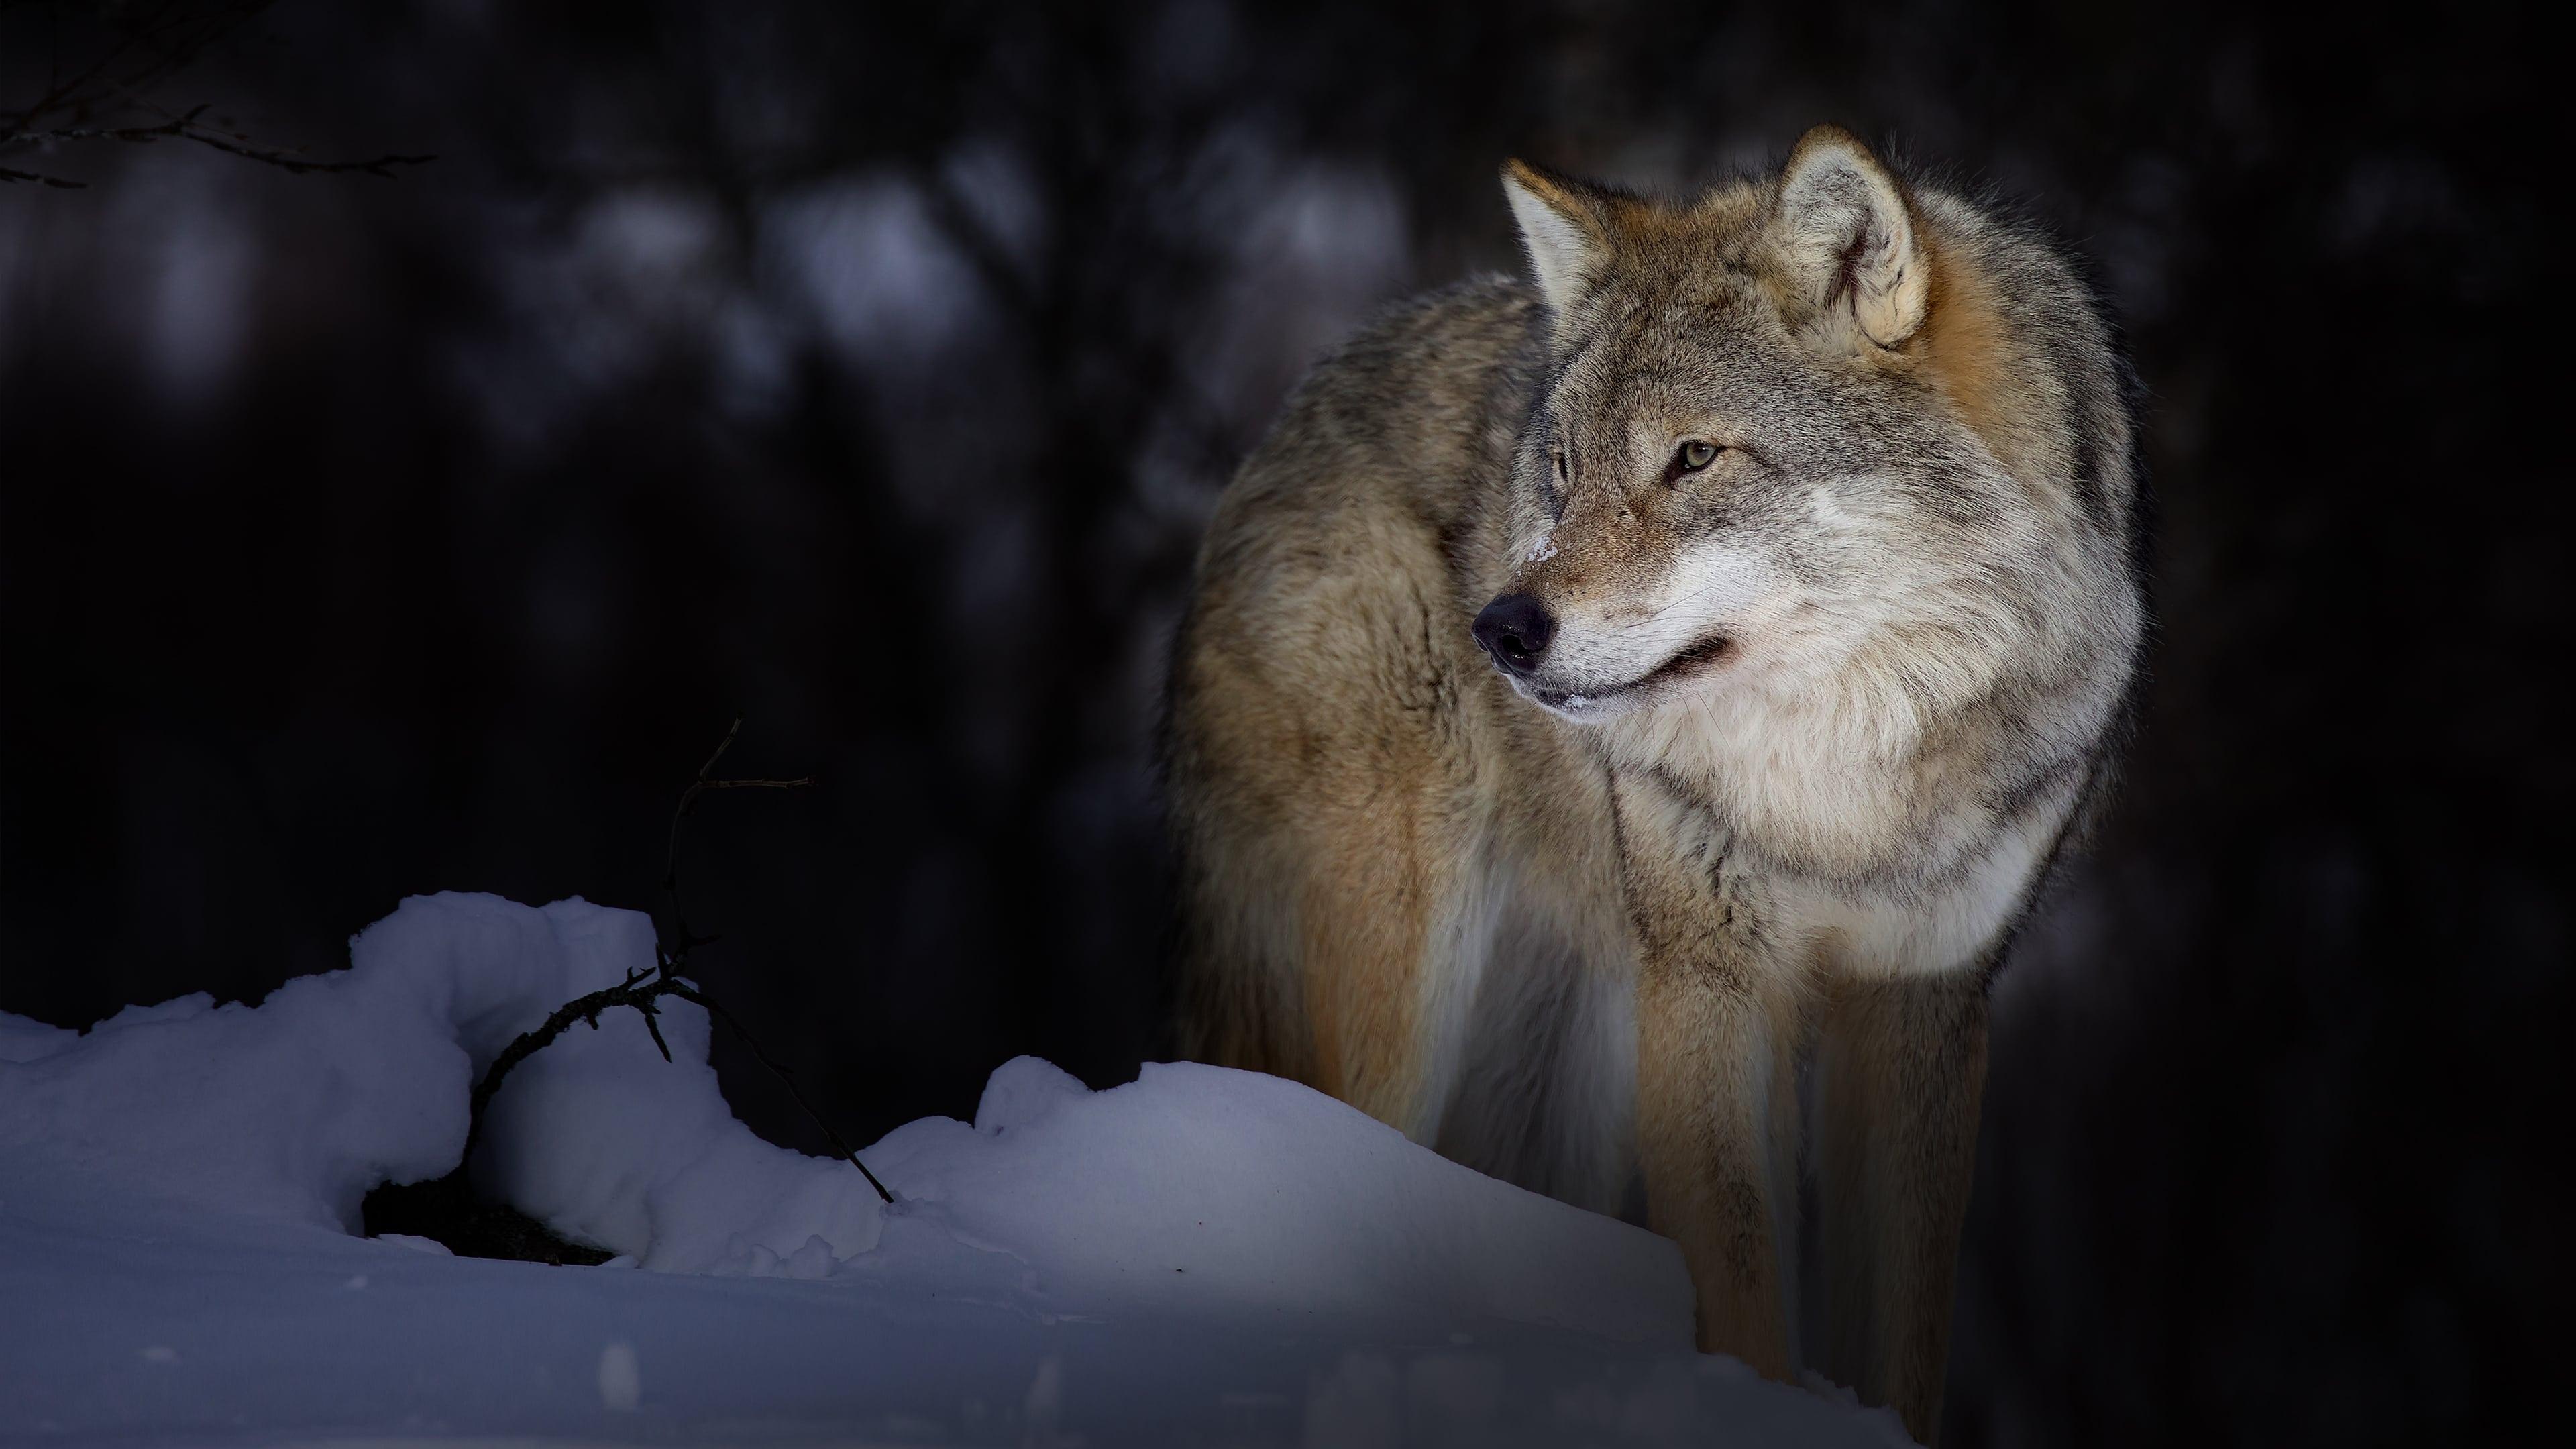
xmin=1472 ymin=593 xmax=1556 ymax=676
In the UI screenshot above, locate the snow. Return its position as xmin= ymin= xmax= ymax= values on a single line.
xmin=0 ymin=891 xmax=1910 ymax=1446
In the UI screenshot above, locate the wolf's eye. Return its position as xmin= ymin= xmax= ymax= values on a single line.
xmin=1664 ymin=440 xmax=1725 ymax=484
xmin=1550 ymin=447 xmax=1568 ymax=486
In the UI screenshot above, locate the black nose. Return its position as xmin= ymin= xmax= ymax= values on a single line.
xmin=1472 ymin=593 xmax=1556 ymax=676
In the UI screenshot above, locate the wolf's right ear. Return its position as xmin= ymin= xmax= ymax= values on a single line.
xmin=1501 ymin=160 xmax=1613 ymax=318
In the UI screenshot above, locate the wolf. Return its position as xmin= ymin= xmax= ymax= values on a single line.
xmin=1165 ymin=125 xmax=2144 ymax=1442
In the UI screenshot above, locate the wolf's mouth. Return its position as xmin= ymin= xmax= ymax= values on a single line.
xmin=1638 ymin=632 xmax=1738 ymax=686
xmin=1527 ymin=632 xmax=1736 ymax=712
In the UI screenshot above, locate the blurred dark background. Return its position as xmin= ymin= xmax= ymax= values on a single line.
xmin=1 ymin=2 xmax=2559 ymax=1444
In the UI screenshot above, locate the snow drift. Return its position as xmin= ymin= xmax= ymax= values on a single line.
xmin=0 ymin=891 xmax=1909 ymax=1446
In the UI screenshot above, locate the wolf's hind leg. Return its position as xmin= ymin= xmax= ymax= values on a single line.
xmin=1289 ymin=824 xmax=1471 ymax=1135
xmin=1818 ymin=971 xmax=1990 ymax=1446
xmin=1167 ymin=566 xmax=1481 ymax=1136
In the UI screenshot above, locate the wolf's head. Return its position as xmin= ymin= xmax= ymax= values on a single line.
xmin=1472 ymin=127 xmax=2137 ymax=745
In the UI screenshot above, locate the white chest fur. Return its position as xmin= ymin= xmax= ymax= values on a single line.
xmin=1599 ymin=659 xmax=2072 ymax=981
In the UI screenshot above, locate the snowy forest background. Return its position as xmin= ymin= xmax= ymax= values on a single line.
xmin=0 ymin=2 xmax=2555 ymax=1444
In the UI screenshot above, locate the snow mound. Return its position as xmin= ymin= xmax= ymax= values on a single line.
xmin=0 ymin=892 xmax=1911 ymax=1446
xmin=0 ymin=892 xmax=1683 ymax=1334
xmin=873 ymin=1054 xmax=1690 ymax=1338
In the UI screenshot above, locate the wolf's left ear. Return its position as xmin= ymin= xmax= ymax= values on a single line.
xmin=1501 ymin=160 xmax=1613 ymax=317
xmin=1772 ymin=126 xmax=1927 ymax=349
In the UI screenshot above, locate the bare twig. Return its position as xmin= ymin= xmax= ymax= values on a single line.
xmin=667 ymin=979 xmax=894 ymax=1203
xmin=461 ymin=963 xmax=687 ymax=1164
xmin=460 ymin=720 xmax=892 ymax=1205
xmin=659 ymin=715 xmax=815 ymax=940
xmin=3 ymin=107 xmax=433 ymax=186
xmin=0 ymin=3 xmax=431 ymax=188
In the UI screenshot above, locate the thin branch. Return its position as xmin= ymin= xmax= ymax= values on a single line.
xmin=458 ymin=719 xmax=890 ymax=1206
xmin=6 ymin=108 xmax=433 ymax=180
xmin=462 ymin=968 xmax=686 ymax=1164
xmin=669 ymin=981 xmax=894 ymax=1203
xmin=458 ymin=963 xmax=894 ymax=1205
xmin=659 ymin=715 xmax=814 ymax=950
xmin=1 ymin=3 xmax=429 ymax=187
xmin=162 ymin=124 xmax=433 ymax=178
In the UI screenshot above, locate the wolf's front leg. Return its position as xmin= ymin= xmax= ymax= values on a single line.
xmin=1613 ymin=771 xmax=1801 ymax=1382
xmin=1818 ymin=971 xmax=1990 ymax=1446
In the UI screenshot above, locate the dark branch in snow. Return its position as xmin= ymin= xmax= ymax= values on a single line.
xmin=665 ymin=978 xmax=896 ymax=1205
xmin=460 ymin=962 xmax=690 ymax=1163
xmin=458 ymin=719 xmax=893 ymax=1205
